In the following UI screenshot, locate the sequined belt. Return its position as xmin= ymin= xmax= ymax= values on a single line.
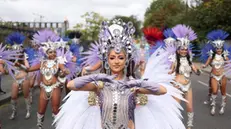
xmin=40 ymin=82 xmax=60 ymax=100
xmin=211 ymin=73 xmax=224 ymax=81
xmin=174 ymin=81 xmax=191 ymax=93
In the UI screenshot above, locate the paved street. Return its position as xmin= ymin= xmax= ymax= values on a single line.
xmin=0 ymin=72 xmax=231 ymax=129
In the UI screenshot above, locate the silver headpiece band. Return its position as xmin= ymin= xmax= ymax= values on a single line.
xmin=40 ymin=39 xmax=68 ymax=53
xmin=99 ymin=19 xmax=136 ymax=58
xmin=176 ymin=37 xmax=190 ymax=49
xmin=211 ymin=40 xmax=224 ymax=49
xmin=164 ymin=37 xmax=176 ymax=47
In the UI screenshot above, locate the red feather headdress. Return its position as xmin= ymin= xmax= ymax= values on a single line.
xmin=143 ymin=27 xmax=163 ymax=46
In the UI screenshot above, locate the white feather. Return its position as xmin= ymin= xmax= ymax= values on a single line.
xmin=135 ymin=47 xmax=186 ymax=129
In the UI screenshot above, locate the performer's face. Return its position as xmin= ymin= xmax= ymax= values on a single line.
xmin=108 ymin=49 xmax=126 ymax=74
xmin=47 ymin=49 xmax=56 ymax=59
xmin=72 ymin=56 xmax=77 ymax=62
xmin=178 ymin=48 xmax=188 ymax=57
xmin=216 ymin=48 xmax=222 ymax=55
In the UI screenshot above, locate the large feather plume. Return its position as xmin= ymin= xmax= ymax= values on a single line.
xmin=207 ymin=30 xmax=229 ymax=41
xmin=163 ymin=28 xmax=176 ymax=39
xmin=33 ymin=29 xmax=60 ymax=44
xmin=81 ymin=41 xmax=101 ymax=67
xmin=5 ymin=32 xmax=25 ymax=46
xmin=143 ymin=27 xmax=163 ymax=46
xmin=172 ymin=24 xmax=197 ymax=41
xmin=0 ymin=43 xmax=23 ymax=79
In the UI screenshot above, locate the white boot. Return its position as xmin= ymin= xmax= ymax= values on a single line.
xmin=210 ymin=94 xmax=217 ymax=115
xmin=9 ymin=99 xmax=17 ymax=120
xmin=37 ymin=113 xmax=44 ymax=129
xmin=203 ymin=95 xmax=211 ymax=105
xmin=52 ymin=113 xmax=56 ymax=120
xmin=25 ymin=98 xmax=31 ymax=119
xmin=187 ymin=112 xmax=194 ymax=129
xmin=219 ymin=96 xmax=226 ymax=115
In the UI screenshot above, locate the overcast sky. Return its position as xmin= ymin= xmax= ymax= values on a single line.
xmin=0 ymin=0 xmax=154 ymax=28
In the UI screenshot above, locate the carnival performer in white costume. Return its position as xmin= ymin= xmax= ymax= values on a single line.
xmin=169 ymin=24 xmax=201 ymax=129
xmin=54 ymin=19 xmax=186 ymax=129
xmin=0 ymin=36 xmax=25 ymax=123
xmin=16 ymin=29 xmax=71 ymax=129
xmin=201 ymin=30 xmax=230 ymax=115
xmin=5 ymin=32 xmax=31 ymax=120
xmin=24 ymin=35 xmax=41 ymax=104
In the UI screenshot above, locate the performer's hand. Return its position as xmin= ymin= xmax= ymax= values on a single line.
xmin=81 ymin=67 xmax=87 ymax=76
xmin=64 ymin=69 xmax=70 ymax=75
xmin=168 ymin=71 xmax=173 ymax=74
xmin=71 ymin=56 xmax=77 ymax=62
xmin=202 ymin=64 xmax=207 ymax=68
xmin=95 ymin=73 xmax=117 ymax=83
xmin=14 ymin=62 xmax=20 ymax=67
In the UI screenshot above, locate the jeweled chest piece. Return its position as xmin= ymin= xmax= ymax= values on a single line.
xmin=47 ymin=60 xmax=55 ymax=68
xmin=41 ymin=60 xmax=58 ymax=81
xmin=213 ymin=54 xmax=224 ymax=69
xmin=179 ymin=57 xmax=191 ymax=78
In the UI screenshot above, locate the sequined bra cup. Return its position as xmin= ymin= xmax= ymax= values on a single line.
xmin=211 ymin=54 xmax=225 ymax=69
xmin=40 ymin=59 xmax=59 ymax=81
xmin=179 ymin=57 xmax=192 ymax=78
xmin=98 ymin=82 xmax=136 ymax=129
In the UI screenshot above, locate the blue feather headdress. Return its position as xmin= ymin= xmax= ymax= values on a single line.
xmin=207 ymin=30 xmax=229 ymax=49
xmin=163 ymin=28 xmax=177 ymax=47
xmin=172 ymin=24 xmax=197 ymax=49
xmin=5 ymin=32 xmax=25 ymax=50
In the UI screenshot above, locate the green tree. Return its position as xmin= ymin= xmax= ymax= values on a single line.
xmin=143 ymin=0 xmax=186 ymax=28
xmin=74 ymin=12 xmax=107 ymax=41
xmin=112 ymin=15 xmax=142 ymax=38
xmin=184 ymin=0 xmax=231 ymax=40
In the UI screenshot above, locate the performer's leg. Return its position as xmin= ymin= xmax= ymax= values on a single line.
xmin=65 ymin=81 xmax=70 ymax=95
xmin=185 ymin=88 xmax=194 ymax=129
xmin=22 ymin=79 xmax=31 ymax=119
xmin=204 ymin=77 xmax=212 ymax=104
xmin=210 ymin=78 xmax=218 ymax=115
xmin=219 ymin=76 xmax=227 ymax=115
xmin=29 ymin=74 xmax=35 ymax=104
xmin=37 ymin=88 xmax=48 ymax=129
xmin=0 ymin=74 xmax=5 ymax=94
xmin=51 ymin=87 xmax=61 ymax=119
xmin=9 ymin=82 xmax=19 ymax=120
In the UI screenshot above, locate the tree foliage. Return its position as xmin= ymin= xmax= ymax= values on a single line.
xmin=185 ymin=0 xmax=231 ymax=40
xmin=143 ymin=0 xmax=186 ymax=28
xmin=74 ymin=12 xmax=107 ymax=41
xmin=144 ymin=0 xmax=231 ymax=40
xmin=112 ymin=15 xmax=142 ymax=38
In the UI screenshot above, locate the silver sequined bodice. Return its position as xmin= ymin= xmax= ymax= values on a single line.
xmin=211 ymin=54 xmax=224 ymax=69
xmin=40 ymin=59 xmax=59 ymax=81
xmin=179 ymin=57 xmax=192 ymax=78
xmin=99 ymin=82 xmax=136 ymax=129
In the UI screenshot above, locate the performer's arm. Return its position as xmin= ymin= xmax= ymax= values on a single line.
xmin=137 ymin=86 xmax=167 ymax=95
xmin=26 ymin=64 xmax=41 ymax=72
xmin=168 ymin=61 xmax=176 ymax=74
xmin=67 ymin=73 xmax=115 ymax=91
xmin=127 ymin=80 xmax=167 ymax=95
xmin=203 ymin=57 xmax=212 ymax=68
xmin=59 ymin=64 xmax=69 ymax=75
xmin=191 ymin=64 xmax=201 ymax=75
xmin=82 ymin=61 xmax=102 ymax=75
